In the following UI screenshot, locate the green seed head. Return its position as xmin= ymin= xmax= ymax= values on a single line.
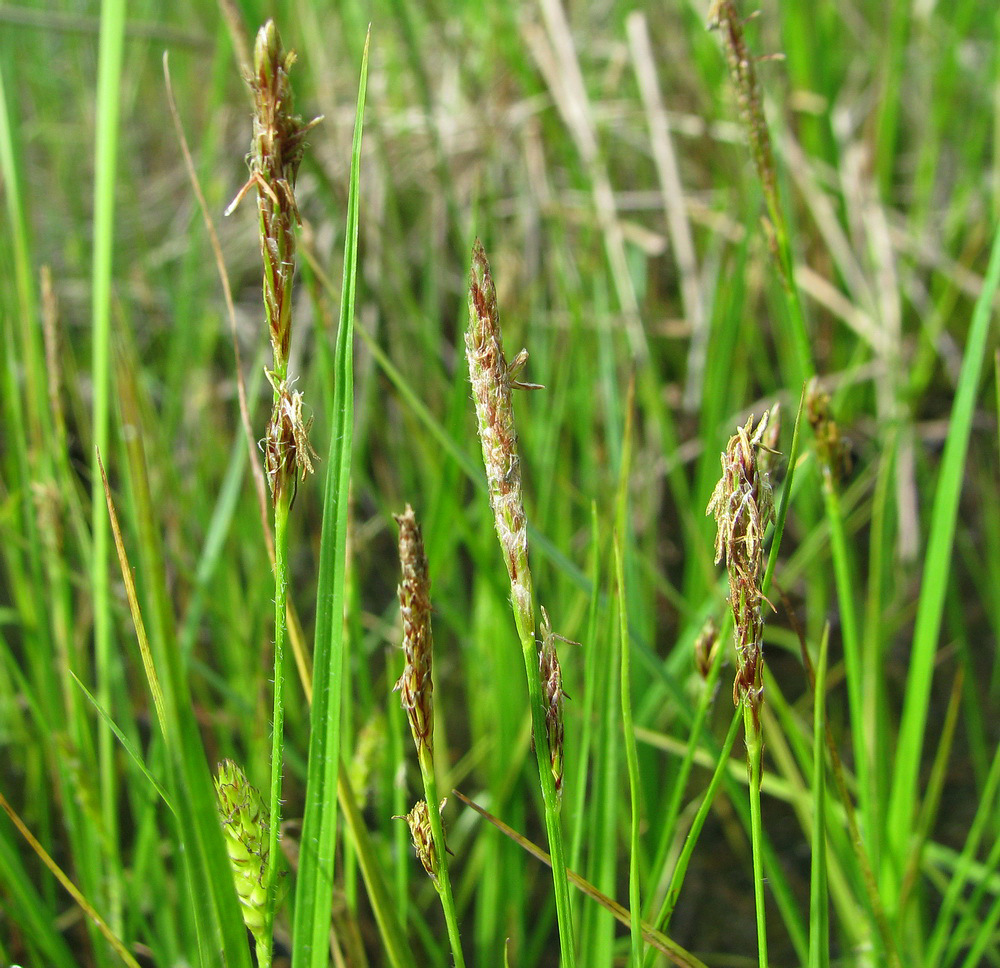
xmin=215 ymin=760 xmax=271 ymax=942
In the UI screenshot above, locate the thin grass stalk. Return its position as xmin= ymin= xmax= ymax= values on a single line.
xmin=614 ymin=535 xmax=643 ymax=967
xmin=661 ymin=703 xmax=742 ymax=928
xmin=806 ymin=383 xmax=871 ymax=848
xmin=808 ymin=628 xmax=830 ymax=968
xmin=466 ymin=239 xmax=576 ymax=965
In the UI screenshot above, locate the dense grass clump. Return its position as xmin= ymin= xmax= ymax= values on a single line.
xmin=1 ymin=2 xmax=998 ymax=967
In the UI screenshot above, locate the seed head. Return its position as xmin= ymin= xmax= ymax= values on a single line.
xmin=227 ymin=20 xmax=321 ymax=379
xmin=708 ymin=1 xmax=779 ymax=222
xmin=694 ymin=615 xmax=721 ymax=682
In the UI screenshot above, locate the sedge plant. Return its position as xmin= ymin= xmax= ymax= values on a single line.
xmin=226 ymin=20 xmax=320 ymax=964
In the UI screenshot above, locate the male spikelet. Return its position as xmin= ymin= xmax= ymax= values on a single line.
xmin=466 ymin=239 xmax=543 ymax=634
xmin=706 ymin=413 xmax=776 ymax=725
xmin=215 ymin=760 xmax=272 ymax=949
xmin=228 ymin=20 xmax=320 ymax=505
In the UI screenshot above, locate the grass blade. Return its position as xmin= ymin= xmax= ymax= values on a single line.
xmin=291 ymin=30 xmax=369 ymax=968
xmin=883 ymin=219 xmax=1000 ymax=905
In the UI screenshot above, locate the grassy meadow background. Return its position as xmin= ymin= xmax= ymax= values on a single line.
xmin=2 ymin=0 xmax=999 ymax=966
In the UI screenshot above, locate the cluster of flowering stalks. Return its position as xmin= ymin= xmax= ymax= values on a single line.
xmin=706 ymin=412 xmax=776 ymax=725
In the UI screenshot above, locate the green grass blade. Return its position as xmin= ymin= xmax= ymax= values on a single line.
xmin=90 ymin=0 xmax=127 ymax=941
xmin=884 ymin=219 xmax=1000 ymax=903
xmin=69 ymin=672 xmax=172 ymax=811
xmin=291 ymin=30 xmax=368 ymax=968
xmin=808 ymin=626 xmax=829 ymax=968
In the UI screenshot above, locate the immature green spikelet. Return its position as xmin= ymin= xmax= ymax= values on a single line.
xmin=538 ymin=608 xmax=565 ymax=799
xmin=394 ymin=505 xmax=434 ymax=760
xmin=707 ymin=413 xmax=776 ymax=725
xmin=466 ymin=239 xmax=543 ymax=631
xmin=215 ymin=760 xmax=272 ymax=946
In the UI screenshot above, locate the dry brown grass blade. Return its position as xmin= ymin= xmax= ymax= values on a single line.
xmin=452 ymin=790 xmax=709 ymax=968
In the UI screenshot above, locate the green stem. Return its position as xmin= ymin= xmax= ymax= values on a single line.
xmin=660 ymin=706 xmax=742 ymax=930
xmin=265 ymin=492 xmax=291 ymax=967
xmin=510 ymin=600 xmax=577 ymax=967
xmin=418 ymin=750 xmax=466 ymax=968
xmin=744 ymin=706 xmax=769 ymax=968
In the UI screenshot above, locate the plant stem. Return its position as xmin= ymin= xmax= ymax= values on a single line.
xmin=745 ymin=703 xmax=769 ymax=968
xmin=265 ymin=491 xmax=290 ymax=966
xmin=417 ymin=751 xmax=466 ymax=968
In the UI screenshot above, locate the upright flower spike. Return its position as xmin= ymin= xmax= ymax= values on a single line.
xmin=708 ymin=1 xmax=779 ymax=238
xmin=228 ymin=20 xmax=319 ymax=375
xmin=706 ymin=413 xmax=776 ymax=725
xmin=466 ymin=239 xmax=543 ymax=631
xmin=806 ymin=379 xmax=850 ymax=484
xmin=394 ymin=504 xmax=434 ymax=761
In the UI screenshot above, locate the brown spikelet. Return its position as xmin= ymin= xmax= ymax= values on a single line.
xmin=707 ymin=413 xmax=776 ymax=725
xmin=394 ymin=505 xmax=434 ymax=760
xmin=694 ymin=615 xmax=721 ymax=682
xmin=466 ymin=239 xmax=543 ymax=632
xmin=538 ymin=608 xmax=565 ymax=799
xmin=395 ymin=798 xmax=447 ymax=884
